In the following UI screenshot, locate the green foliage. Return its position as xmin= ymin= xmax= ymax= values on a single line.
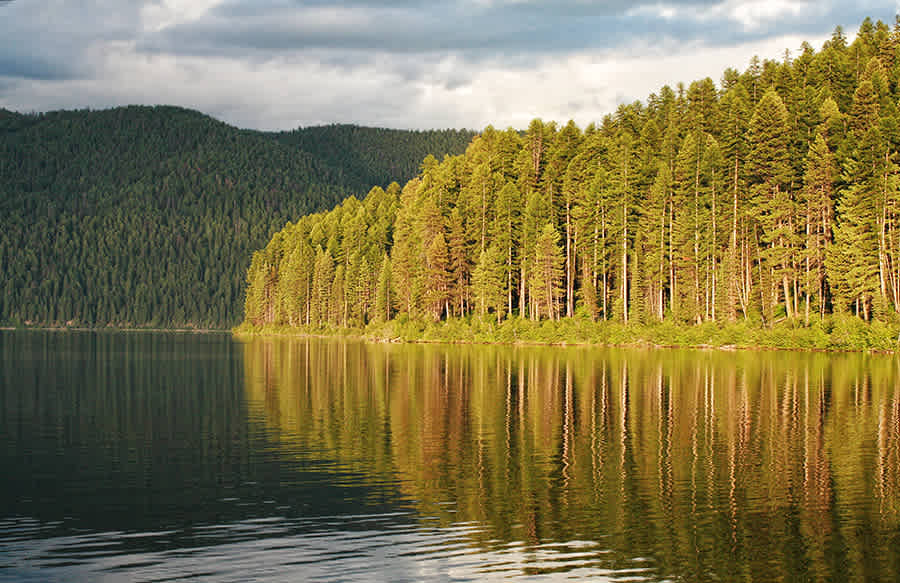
xmin=238 ymin=313 xmax=898 ymax=352
xmin=471 ymin=245 xmax=506 ymax=320
xmin=275 ymin=124 xmax=476 ymax=193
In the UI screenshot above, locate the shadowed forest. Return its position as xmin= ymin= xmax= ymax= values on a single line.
xmin=0 ymin=106 xmax=474 ymax=328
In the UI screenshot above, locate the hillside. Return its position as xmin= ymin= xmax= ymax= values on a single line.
xmin=275 ymin=125 xmax=477 ymax=193
xmin=242 ymin=17 xmax=900 ymax=347
xmin=0 ymin=106 xmax=474 ymax=328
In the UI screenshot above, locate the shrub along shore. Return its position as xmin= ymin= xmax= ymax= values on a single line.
xmin=233 ymin=314 xmax=900 ymax=353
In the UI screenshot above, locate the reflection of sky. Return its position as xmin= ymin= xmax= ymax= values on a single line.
xmin=2 ymin=514 xmax=641 ymax=582
xmin=0 ymin=332 xmax=414 ymax=549
xmin=0 ymin=1 xmax=887 ymax=129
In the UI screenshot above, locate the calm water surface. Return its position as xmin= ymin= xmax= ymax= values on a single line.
xmin=1 ymin=331 xmax=899 ymax=582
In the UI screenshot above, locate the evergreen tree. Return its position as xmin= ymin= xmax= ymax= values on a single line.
xmin=748 ymin=88 xmax=796 ymax=321
xmin=374 ymin=255 xmax=393 ymax=323
xmin=529 ymin=223 xmax=565 ymax=321
xmin=424 ymin=233 xmax=451 ymax=321
xmin=447 ymin=208 xmax=471 ymax=316
xmin=492 ymin=182 xmax=522 ymax=316
xmin=672 ymin=131 xmax=705 ymax=322
xmin=801 ymin=134 xmax=836 ymax=320
xmin=310 ymin=248 xmax=334 ymax=326
xmin=637 ymin=163 xmax=671 ymax=321
xmin=471 ymin=245 xmax=506 ymax=321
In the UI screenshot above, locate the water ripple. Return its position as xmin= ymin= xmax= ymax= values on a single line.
xmin=0 ymin=514 xmax=658 ymax=582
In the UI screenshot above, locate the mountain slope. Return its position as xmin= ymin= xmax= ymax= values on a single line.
xmin=0 ymin=105 xmax=474 ymax=328
xmin=275 ymin=124 xmax=477 ymax=193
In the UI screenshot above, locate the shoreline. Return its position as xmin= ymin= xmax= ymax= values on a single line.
xmin=232 ymin=332 xmax=864 ymax=354
xmin=6 ymin=320 xmax=898 ymax=354
xmin=0 ymin=326 xmax=230 ymax=334
xmin=231 ymin=317 xmax=900 ymax=355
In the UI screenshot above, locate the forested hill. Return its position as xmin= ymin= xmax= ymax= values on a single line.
xmin=243 ymin=17 xmax=900 ymax=337
xmin=0 ymin=105 xmax=474 ymax=328
xmin=275 ymin=125 xmax=478 ymax=193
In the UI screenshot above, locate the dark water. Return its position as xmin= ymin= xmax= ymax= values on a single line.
xmin=1 ymin=331 xmax=899 ymax=582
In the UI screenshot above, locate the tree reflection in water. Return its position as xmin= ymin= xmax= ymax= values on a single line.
xmin=241 ymin=339 xmax=900 ymax=582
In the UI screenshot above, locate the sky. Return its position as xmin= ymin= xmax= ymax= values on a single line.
xmin=0 ymin=1 xmax=896 ymax=131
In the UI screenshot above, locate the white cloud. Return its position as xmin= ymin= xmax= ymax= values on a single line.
xmin=627 ymin=0 xmax=816 ymax=31
xmin=0 ymin=30 xmax=828 ymax=130
xmin=140 ymin=0 xmax=224 ymax=32
xmin=718 ymin=0 xmax=813 ymax=31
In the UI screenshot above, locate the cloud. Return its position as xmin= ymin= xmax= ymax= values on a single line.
xmin=0 ymin=0 xmax=893 ymax=130
xmin=130 ymin=0 xmax=882 ymax=84
xmin=141 ymin=0 xmax=744 ymax=59
xmin=0 ymin=31 xmax=828 ymax=131
xmin=628 ymin=0 xmax=814 ymax=31
xmin=0 ymin=0 xmax=145 ymax=80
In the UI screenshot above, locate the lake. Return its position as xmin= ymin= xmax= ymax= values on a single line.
xmin=1 ymin=331 xmax=899 ymax=581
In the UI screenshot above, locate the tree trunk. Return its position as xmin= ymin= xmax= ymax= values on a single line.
xmin=669 ymin=200 xmax=676 ymax=318
xmin=519 ymin=262 xmax=526 ymax=319
xmin=566 ymin=198 xmax=573 ymax=317
xmin=711 ymin=171 xmax=717 ymax=322
xmin=694 ymin=152 xmax=701 ymax=323
xmin=622 ymin=166 xmax=629 ymax=325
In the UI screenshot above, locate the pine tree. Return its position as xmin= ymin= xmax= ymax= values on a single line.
xmin=704 ymin=136 xmax=726 ymax=322
xmin=492 ymin=182 xmax=521 ymax=317
xmin=374 ymin=254 xmax=393 ymax=323
xmin=391 ymin=182 xmax=425 ymax=316
xmin=244 ymin=251 xmax=271 ymax=326
xmin=274 ymin=241 xmax=313 ymax=326
xmin=719 ymin=86 xmax=752 ymax=320
xmin=572 ymin=140 xmax=610 ymax=321
xmin=240 ymin=17 xmax=900 ymax=335
xmin=672 ymin=131 xmax=704 ymax=322
xmin=310 ymin=247 xmax=334 ymax=326
xmin=578 ymin=253 xmax=598 ymax=321
xmin=829 ymin=126 xmax=885 ymax=318
xmin=637 ymin=163 xmax=670 ymax=321
xmin=521 ymin=189 xmax=551 ymax=319
xmin=424 ymin=233 xmax=450 ymax=321
xmin=610 ymin=132 xmax=637 ymax=323
xmin=447 ymin=208 xmax=470 ymax=316
xmin=548 ymin=120 xmax=582 ymax=317
xmin=801 ymin=134 xmax=836 ymax=321
xmin=356 ymin=255 xmax=373 ymax=324
xmin=748 ymin=88 xmax=797 ymax=321
xmin=849 ymin=80 xmax=880 ymax=138
xmin=331 ymin=264 xmax=346 ymax=326
xmin=529 ymin=223 xmax=565 ymax=321
xmin=471 ymin=245 xmax=506 ymax=321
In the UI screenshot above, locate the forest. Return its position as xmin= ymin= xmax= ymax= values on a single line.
xmin=0 ymin=106 xmax=474 ymax=328
xmin=241 ymin=17 xmax=900 ymax=349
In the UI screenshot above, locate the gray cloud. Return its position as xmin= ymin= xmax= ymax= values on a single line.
xmin=0 ymin=0 xmax=144 ymax=80
xmin=128 ymin=0 xmax=893 ymax=84
xmin=0 ymin=0 xmax=895 ymax=130
xmin=140 ymin=0 xmax=732 ymax=59
xmin=0 ymin=54 xmax=73 ymax=81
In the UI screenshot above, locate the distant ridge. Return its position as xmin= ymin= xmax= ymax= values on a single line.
xmin=0 ymin=105 xmax=476 ymax=328
xmin=277 ymin=124 xmax=478 ymax=193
